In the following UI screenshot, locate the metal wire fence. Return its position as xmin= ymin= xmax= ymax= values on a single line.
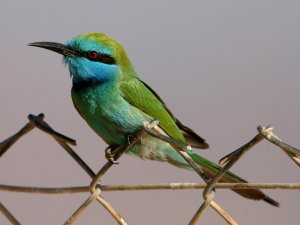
xmin=0 ymin=113 xmax=299 ymax=225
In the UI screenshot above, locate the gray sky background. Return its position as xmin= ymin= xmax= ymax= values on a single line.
xmin=0 ymin=0 xmax=299 ymax=224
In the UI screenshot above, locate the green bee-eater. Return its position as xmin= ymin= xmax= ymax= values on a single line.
xmin=29 ymin=33 xmax=278 ymax=206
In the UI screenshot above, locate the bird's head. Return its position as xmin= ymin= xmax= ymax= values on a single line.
xmin=29 ymin=33 xmax=135 ymax=85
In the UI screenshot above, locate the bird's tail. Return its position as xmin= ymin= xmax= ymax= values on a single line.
xmin=185 ymin=151 xmax=279 ymax=207
xmin=129 ymin=137 xmax=279 ymax=206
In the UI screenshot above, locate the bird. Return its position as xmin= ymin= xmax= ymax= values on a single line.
xmin=29 ymin=32 xmax=279 ymax=207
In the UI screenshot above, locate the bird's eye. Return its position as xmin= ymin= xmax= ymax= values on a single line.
xmin=85 ymin=50 xmax=116 ymax=65
xmin=87 ymin=51 xmax=98 ymax=60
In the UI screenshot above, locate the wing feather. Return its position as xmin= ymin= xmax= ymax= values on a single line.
xmin=120 ymin=77 xmax=209 ymax=149
xmin=120 ymin=77 xmax=185 ymax=142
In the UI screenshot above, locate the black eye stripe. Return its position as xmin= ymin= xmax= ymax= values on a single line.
xmin=67 ymin=46 xmax=116 ymax=65
xmin=84 ymin=50 xmax=116 ymax=65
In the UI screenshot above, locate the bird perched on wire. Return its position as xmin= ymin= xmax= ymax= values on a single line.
xmin=29 ymin=33 xmax=279 ymax=206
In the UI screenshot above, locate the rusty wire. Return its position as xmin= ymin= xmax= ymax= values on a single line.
xmin=0 ymin=113 xmax=299 ymax=225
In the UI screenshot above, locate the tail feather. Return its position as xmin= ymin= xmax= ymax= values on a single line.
xmin=188 ymin=151 xmax=279 ymax=207
xmin=129 ymin=137 xmax=279 ymax=207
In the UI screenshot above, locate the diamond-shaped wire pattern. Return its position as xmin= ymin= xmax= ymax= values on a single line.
xmin=1 ymin=114 xmax=300 ymax=225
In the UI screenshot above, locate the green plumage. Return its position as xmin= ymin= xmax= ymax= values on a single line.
xmin=120 ymin=77 xmax=186 ymax=142
xmin=29 ymin=32 xmax=279 ymax=207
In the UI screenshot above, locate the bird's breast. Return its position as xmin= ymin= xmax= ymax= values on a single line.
xmin=71 ymin=83 xmax=150 ymax=145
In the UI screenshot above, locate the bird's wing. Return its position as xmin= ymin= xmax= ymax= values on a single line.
xmin=176 ymin=120 xmax=209 ymax=149
xmin=120 ymin=77 xmax=209 ymax=149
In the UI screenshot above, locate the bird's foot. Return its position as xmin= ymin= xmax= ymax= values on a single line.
xmin=105 ymin=145 xmax=119 ymax=164
xmin=127 ymin=134 xmax=137 ymax=147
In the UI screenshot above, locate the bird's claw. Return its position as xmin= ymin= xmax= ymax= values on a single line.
xmin=127 ymin=134 xmax=137 ymax=147
xmin=105 ymin=146 xmax=119 ymax=164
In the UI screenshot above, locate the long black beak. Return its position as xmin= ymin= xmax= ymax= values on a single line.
xmin=28 ymin=42 xmax=79 ymax=57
